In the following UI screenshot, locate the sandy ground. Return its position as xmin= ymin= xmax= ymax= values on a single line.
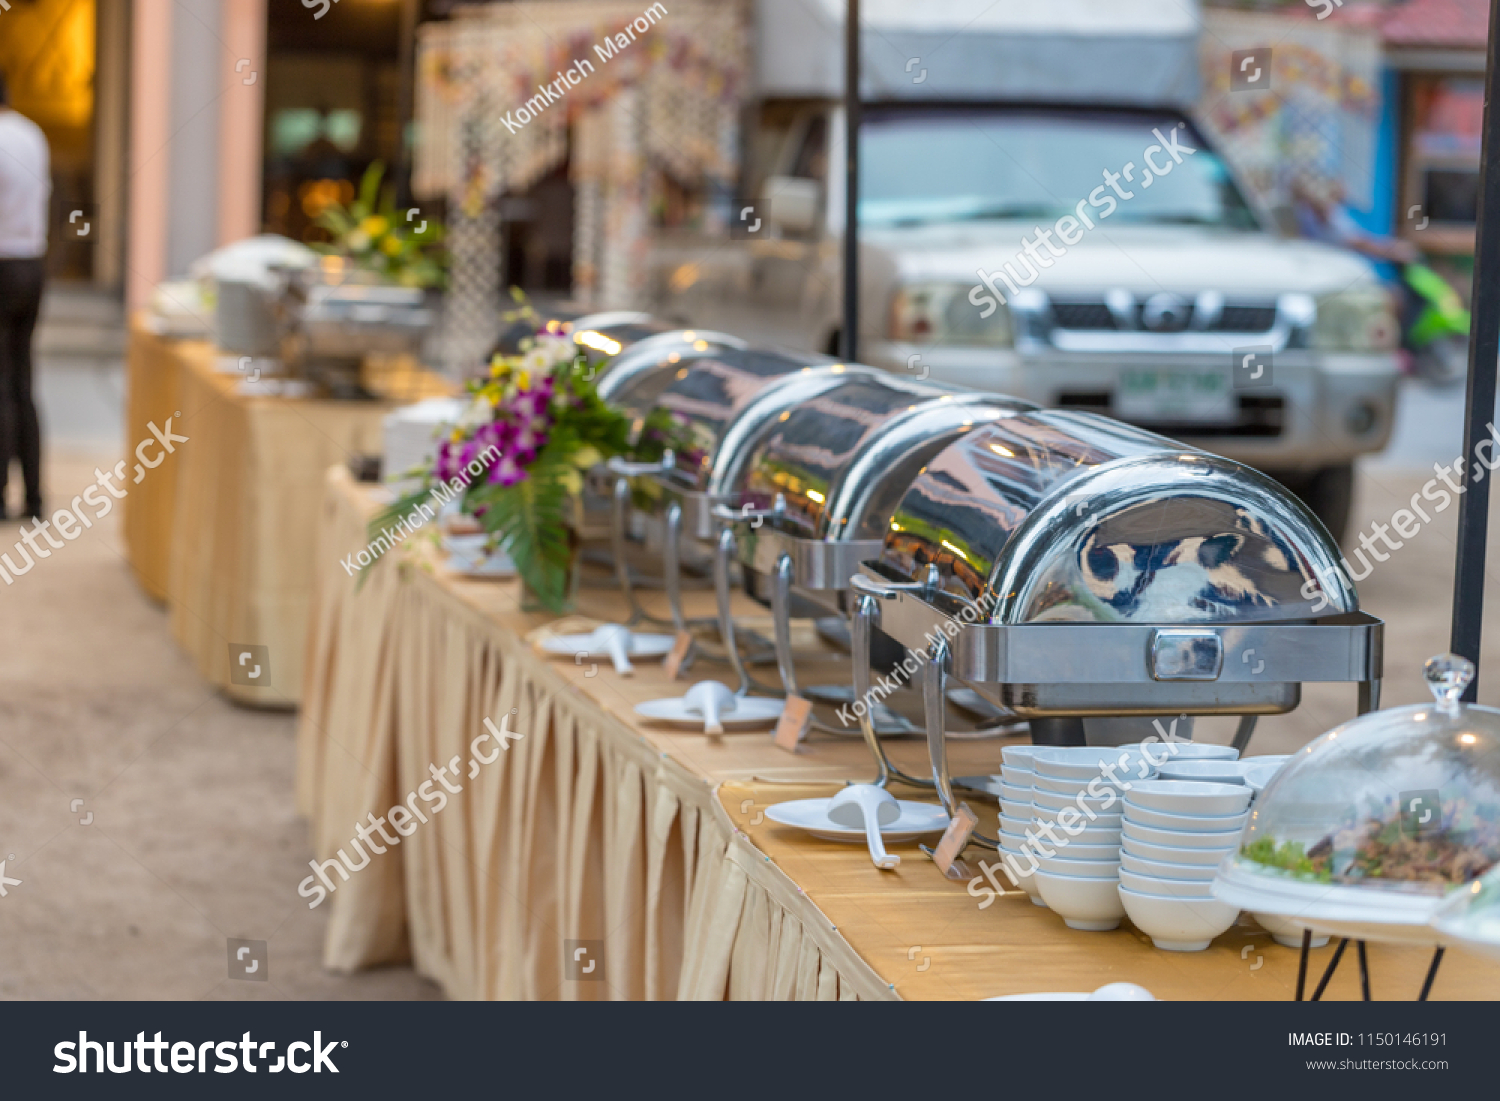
xmin=3 ymin=367 xmax=1498 ymax=998
xmin=0 ymin=448 xmax=440 ymax=1000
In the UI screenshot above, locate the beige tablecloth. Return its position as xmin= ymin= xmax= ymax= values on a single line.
xmin=123 ymin=321 xmax=449 ymax=705
xmin=300 ymin=467 xmax=1500 ymax=1000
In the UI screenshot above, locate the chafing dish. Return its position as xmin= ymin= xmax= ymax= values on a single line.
xmin=601 ymin=346 xmax=856 ymax=637
xmin=714 ymin=373 xmax=1037 ymax=721
xmin=848 ymin=410 xmax=1383 ymax=843
xmin=276 ymin=263 xmax=434 ymax=397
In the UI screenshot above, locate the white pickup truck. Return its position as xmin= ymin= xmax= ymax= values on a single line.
xmin=646 ymin=0 xmax=1397 ymax=539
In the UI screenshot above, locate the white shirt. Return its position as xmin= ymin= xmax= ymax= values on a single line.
xmin=0 ymin=109 xmax=50 ymax=259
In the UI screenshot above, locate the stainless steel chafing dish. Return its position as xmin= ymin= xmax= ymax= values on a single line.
xmin=601 ymin=346 xmax=860 ymax=635
xmin=847 ymin=410 xmax=1383 ymax=842
xmin=276 ymin=265 xmax=434 ymax=397
xmin=713 ymin=372 xmax=1037 ymax=719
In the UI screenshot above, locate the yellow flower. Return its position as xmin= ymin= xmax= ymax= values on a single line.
xmin=380 ymin=235 xmax=402 ymax=256
xmin=360 ymin=215 xmax=389 ymax=238
xmin=517 ymin=370 xmax=530 ymax=392
xmin=572 ymin=445 xmax=602 ymax=470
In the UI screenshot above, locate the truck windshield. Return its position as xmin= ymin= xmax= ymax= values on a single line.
xmin=860 ymin=111 xmax=1259 ymax=231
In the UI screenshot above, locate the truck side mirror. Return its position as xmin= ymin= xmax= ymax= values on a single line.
xmin=761 ymin=176 xmax=821 ymax=235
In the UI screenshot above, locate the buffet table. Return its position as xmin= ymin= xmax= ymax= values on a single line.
xmin=298 ymin=465 xmax=1500 ymax=1000
xmin=123 ymin=321 xmax=450 ymax=705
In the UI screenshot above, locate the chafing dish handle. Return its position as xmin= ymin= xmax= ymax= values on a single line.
xmin=606 ymin=450 xmax=675 ymax=477
xmin=921 ymin=639 xmax=999 ymax=852
xmin=852 ymin=594 xmax=935 ymax=790
xmin=849 ymin=567 xmax=939 ymax=599
xmin=664 ymin=502 xmax=686 ymax=632
xmin=714 ymin=528 xmax=754 ymax=697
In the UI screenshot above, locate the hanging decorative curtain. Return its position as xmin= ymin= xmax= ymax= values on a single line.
xmin=415 ymin=1 xmax=747 ymax=372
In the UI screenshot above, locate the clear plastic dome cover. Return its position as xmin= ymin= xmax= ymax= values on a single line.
xmin=1232 ymin=655 xmax=1500 ymax=900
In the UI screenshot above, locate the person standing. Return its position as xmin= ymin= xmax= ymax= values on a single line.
xmin=0 ymin=69 xmax=50 ymax=521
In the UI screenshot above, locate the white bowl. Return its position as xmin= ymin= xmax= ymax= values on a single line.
xmin=1031 ymin=745 xmax=1157 ymax=782
xmin=1122 ymin=804 xmax=1250 ymax=833
xmin=1000 ymin=745 xmax=1043 ymax=768
xmin=1119 ymin=886 xmax=1239 ymax=951
xmin=999 ymin=797 xmax=1033 ymax=820
xmin=1123 ymin=780 xmax=1253 ymax=817
xmin=1031 ymin=787 xmax=1120 ymax=813
xmin=999 ymin=765 xmax=1035 ymax=788
xmin=998 ymin=811 xmax=1032 ymax=834
xmin=997 ymin=844 xmax=1047 ymax=906
xmin=1156 ymin=760 xmax=1256 ymax=785
xmin=1031 ymin=773 xmax=1092 ymax=795
xmin=1049 ymin=824 xmax=1125 ymax=847
xmin=1153 ymin=743 xmax=1239 ymax=762
xmin=1119 ymin=868 xmax=1218 ymax=899
xmin=1121 ymin=837 xmax=1232 ymax=867
xmin=1243 ymin=754 xmax=1291 ymax=767
xmin=1035 ymin=871 xmax=1126 ymax=931
xmin=1039 ymin=841 xmax=1122 ymax=862
xmin=1252 ymin=911 xmax=1331 ymax=949
xmin=1037 ymin=854 xmax=1121 ymax=878
xmin=995 ymin=780 xmax=1033 ymax=803
xmin=1120 ymin=851 xmax=1215 ymax=881
xmin=1242 ymin=761 xmax=1284 ymax=794
xmin=1122 ymin=817 xmax=1244 ymax=849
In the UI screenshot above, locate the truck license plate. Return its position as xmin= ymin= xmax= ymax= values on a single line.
xmin=1114 ymin=368 xmax=1234 ymax=424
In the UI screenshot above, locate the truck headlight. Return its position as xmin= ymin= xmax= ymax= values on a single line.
xmin=1313 ymin=287 xmax=1399 ymax=352
xmin=889 ymin=282 xmax=1013 ymax=347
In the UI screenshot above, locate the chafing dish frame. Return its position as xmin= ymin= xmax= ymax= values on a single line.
xmin=848 ymin=565 xmax=1384 ymax=851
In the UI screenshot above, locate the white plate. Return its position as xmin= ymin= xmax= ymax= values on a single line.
xmin=764 ymin=798 xmax=949 ymax=843
xmin=539 ymin=631 xmax=676 ymax=658
xmin=633 ymin=695 xmax=785 ymax=729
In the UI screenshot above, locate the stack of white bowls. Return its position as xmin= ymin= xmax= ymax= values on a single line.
xmin=996 ymin=745 xmax=1045 ymax=906
xmin=1117 ymin=780 xmax=1249 ymax=950
xmin=1026 ymin=745 xmax=1161 ymax=931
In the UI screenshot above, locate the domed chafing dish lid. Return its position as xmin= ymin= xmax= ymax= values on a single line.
xmin=877 ymin=410 xmax=1356 ymax=626
xmin=642 ymin=357 xmax=876 ymax=496
xmin=595 ymin=329 xmax=753 ymax=413
xmin=740 ymin=375 xmax=1036 ymax=542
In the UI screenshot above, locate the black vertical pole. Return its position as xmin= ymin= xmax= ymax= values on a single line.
xmin=842 ymin=0 xmax=860 ymax=363
xmin=1451 ymin=0 xmax=1500 ymax=700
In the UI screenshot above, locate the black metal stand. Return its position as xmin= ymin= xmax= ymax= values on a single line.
xmin=1309 ymin=937 xmax=1349 ymax=1001
xmin=1418 ymin=947 xmax=1446 ymax=1001
xmin=842 ymin=0 xmax=860 ymax=363
xmin=1295 ymin=928 xmax=1312 ymax=1001
xmin=1450 ymin=0 xmax=1500 ymax=695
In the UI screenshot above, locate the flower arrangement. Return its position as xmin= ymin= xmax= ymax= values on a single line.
xmin=314 ymin=162 xmax=446 ymax=289
xmin=372 ymin=292 xmax=680 ymax=612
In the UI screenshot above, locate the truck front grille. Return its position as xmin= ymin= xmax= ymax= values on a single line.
xmin=1049 ymin=298 xmax=1278 ymax=334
